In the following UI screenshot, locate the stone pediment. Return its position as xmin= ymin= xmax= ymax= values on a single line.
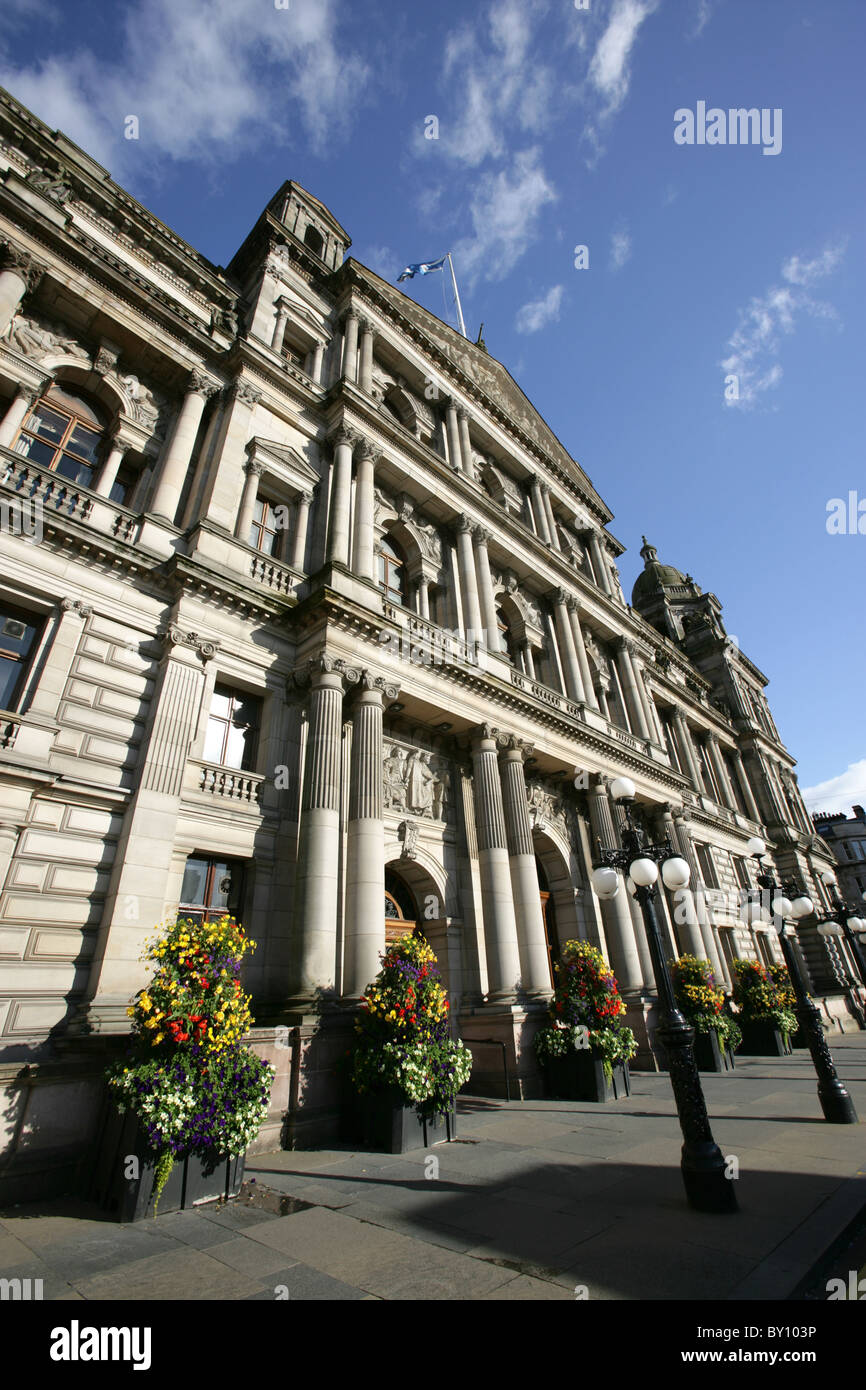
xmin=245 ymin=437 xmax=320 ymax=489
xmin=350 ymin=262 xmax=610 ymax=519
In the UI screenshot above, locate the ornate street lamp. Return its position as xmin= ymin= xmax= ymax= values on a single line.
xmin=745 ymin=838 xmax=858 ymax=1124
xmin=817 ymin=869 xmax=866 ymax=990
xmin=591 ymin=777 xmax=737 ymax=1214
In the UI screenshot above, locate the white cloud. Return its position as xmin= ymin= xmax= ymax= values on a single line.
xmin=0 ymin=0 xmax=368 ymax=180
xmin=357 ymin=245 xmax=402 ymax=282
xmin=588 ymin=0 xmax=659 ymax=116
xmin=802 ymin=761 xmax=866 ymax=816
xmin=515 ymin=284 xmax=564 ymax=333
xmin=609 ymin=225 xmax=632 ymax=271
xmin=453 ymin=148 xmax=558 ymax=286
xmin=689 ymin=0 xmax=717 ymax=39
xmin=721 ymin=242 xmax=845 ymax=409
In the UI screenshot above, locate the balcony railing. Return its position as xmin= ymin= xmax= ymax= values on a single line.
xmin=1 ymin=455 xmax=94 ymax=523
xmin=192 ymin=761 xmax=265 ymax=807
xmin=0 ymin=715 xmax=21 ymax=750
xmin=249 ymin=552 xmax=297 ymax=597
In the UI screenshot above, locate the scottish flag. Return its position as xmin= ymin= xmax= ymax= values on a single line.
xmin=397 ymin=256 xmax=447 ymax=283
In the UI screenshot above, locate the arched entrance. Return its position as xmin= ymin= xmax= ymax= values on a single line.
xmin=536 ymin=856 xmax=560 ymax=988
xmin=384 ymin=867 xmax=421 ymax=944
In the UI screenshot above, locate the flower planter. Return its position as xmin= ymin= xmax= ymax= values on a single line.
xmin=91 ymin=1104 xmax=244 ymax=1222
xmin=738 ymin=1020 xmax=792 ymax=1057
xmin=693 ymin=1029 xmax=736 ymax=1072
xmin=347 ymin=1087 xmax=457 ymax=1153
xmin=543 ymin=1050 xmax=630 ymax=1102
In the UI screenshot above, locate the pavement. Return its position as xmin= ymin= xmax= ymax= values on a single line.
xmin=2 ymin=1034 xmax=865 ymax=1301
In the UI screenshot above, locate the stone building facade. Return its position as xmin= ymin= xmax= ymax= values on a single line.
xmin=812 ymin=806 xmax=866 ymax=909
xmin=0 ymin=87 xmax=854 ymax=1200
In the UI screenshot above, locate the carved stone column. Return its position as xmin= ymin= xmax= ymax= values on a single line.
xmin=311 ymin=340 xmax=326 ymax=385
xmin=473 ymin=527 xmax=499 ymax=649
xmin=358 ymin=319 xmax=375 ymax=394
xmin=289 ymin=658 xmax=355 ymax=1002
xmin=76 ymin=628 xmax=219 ymax=1031
xmin=541 ymin=485 xmax=560 ymax=550
xmin=151 ymin=370 xmax=218 ymax=523
xmin=457 ymin=408 xmax=473 ymax=476
xmin=588 ymin=530 xmax=613 ymax=595
xmin=327 ymin=426 xmax=354 ymax=566
xmin=0 ymin=244 xmax=42 ymax=335
xmin=471 ymin=726 xmax=521 ymax=999
xmin=553 ymin=589 xmax=585 ymax=702
xmin=234 ymin=458 xmax=264 ymax=542
xmin=530 ymin=477 xmax=552 ymax=544
xmin=569 ymin=599 xmax=598 ymax=711
xmin=672 ymin=707 xmax=702 ymax=791
xmin=658 ymin=804 xmax=705 ymax=957
xmin=500 ymin=738 xmax=551 ymax=994
xmin=271 ymin=296 xmax=291 ymax=351
xmin=344 ymin=674 xmax=397 ymax=997
xmin=616 ymin=638 xmax=651 ymax=740
xmin=341 ymin=310 xmax=360 ymax=382
xmin=445 ymin=398 xmax=463 ymax=472
xmin=520 ymin=640 xmax=536 ymax=679
xmin=351 ymin=442 xmax=378 ymax=580
xmin=0 ymin=380 xmax=45 ymax=449
xmin=706 ymin=733 xmax=737 ymax=812
xmin=456 ymin=517 xmax=484 ymax=643
xmin=673 ymin=810 xmax=728 ymax=983
xmin=93 ymin=434 xmax=131 ymax=500
xmin=290 ymin=490 xmax=313 ymax=571
xmin=586 ymin=776 xmax=644 ymax=995
xmin=730 ymin=748 xmax=763 ymax=823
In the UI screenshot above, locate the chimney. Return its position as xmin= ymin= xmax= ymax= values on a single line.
xmin=853 ymin=805 xmax=865 ymax=819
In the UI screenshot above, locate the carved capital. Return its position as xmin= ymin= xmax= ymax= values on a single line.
xmin=553 ymin=586 xmax=569 ymax=608
xmin=244 ymin=458 xmax=265 ymax=479
xmin=292 ymin=654 xmax=362 ymax=691
xmin=355 ymin=440 xmax=378 ymax=464
xmin=500 ymin=734 xmax=534 ymax=760
xmin=165 ymin=625 xmax=220 ymax=663
xmin=228 ymin=379 xmax=261 ymax=408
xmin=473 ymin=525 xmax=491 ymax=547
xmin=329 ymin=424 xmax=356 ymax=451
xmin=298 ymin=490 xmax=315 ymax=507
xmin=94 ymin=344 xmax=120 ymax=376
xmin=188 ymin=369 xmax=220 ymax=399
xmin=1 ymin=243 xmax=44 ymax=291
xmin=60 ymin=598 xmax=93 ymax=620
xmin=457 ymin=515 xmax=475 ymax=535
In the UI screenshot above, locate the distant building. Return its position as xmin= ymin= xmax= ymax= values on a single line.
xmin=0 ymin=85 xmax=852 ymax=1202
xmin=812 ymin=805 xmax=866 ymax=906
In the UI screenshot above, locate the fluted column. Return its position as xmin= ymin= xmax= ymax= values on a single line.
xmin=151 ymin=371 xmax=217 ymax=523
xmin=0 ymin=245 xmax=42 ymax=335
xmin=290 ymin=491 xmax=313 ymax=571
xmin=673 ymin=812 xmax=728 ymax=983
xmin=472 ymin=726 xmax=521 ymax=998
xmin=0 ymin=380 xmax=44 ymax=449
xmin=289 ymin=660 xmax=351 ymax=1001
xmin=341 ymin=311 xmax=360 ymax=383
xmin=474 ymin=527 xmax=499 ymax=649
xmin=344 ymin=674 xmax=396 ymax=997
xmin=445 ymin=399 xmax=463 ymax=472
xmin=616 ymin=638 xmax=651 ymax=740
xmin=553 ymin=589 xmax=585 ymax=702
xmin=610 ymin=798 xmax=657 ymax=985
xmin=311 ymin=341 xmax=325 ymax=385
xmin=672 ymin=708 xmax=702 ymax=791
xmin=586 ymin=777 xmax=644 ymax=995
xmin=569 ymin=599 xmax=598 ymax=711
xmin=500 ymin=737 xmax=550 ymax=994
xmin=351 ymin=442 xmax=377 ymax=580
xmin=358 ymin=319 xmax=375 ymax=394
xmin=327 ymin=427 xmax=354 ymax=566
xmin=659 ymin=805 xmax=705 ymax=956
xmin=457 ymin=409 xmax=473 ymax=476
xmin=542 ymin=485 xmax=560 ymax=550
xmin=633 ymin=656 xmax=663 ymax=743
xmin=530 ymin=477 xmax=552 ymax=544
xmin=93 ymin=435 xmax=130 ymax=499
xmin=271 ymin=296 xmax=291 ymax=351
xmin=588 ymin=531 xmax=612 ymax=595
xmin=456 ymin=517 xmax=484 ymax=643
xmin=707 ymin=734 xmax=737 ymax=812
xmin=234 ymin=458 xmax=263 ymax=542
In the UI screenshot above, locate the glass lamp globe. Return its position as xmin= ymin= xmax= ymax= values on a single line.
xmin=771 ymin=896 xmax=793 ymax=919
xmin=610 ymin=776 xmax=636 ymax=802
xmin=791 ymin=896 xmax=814 ymax=919
xmin=661 ymin=857 xmax=690 ymax=890
xmin=629 ymin=857 xmax=659 ymax=887
xmin=818 ymin=923 xmax=842 ymax=938
xmin=591 ymin=866 xmax=619 ymax=900
xmin=746 ymin=836 xmax=767 ymax=858
xmin=820 ymin=869 xmax=838 ymax=887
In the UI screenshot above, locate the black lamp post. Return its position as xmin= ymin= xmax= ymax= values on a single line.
xmin=592 ymin=777 xmax=737 ymax=1214
xmin=745 ymin=837 xmax=858 ymax=1124
xmin=817 ymin=870 xmax=866 ymax=990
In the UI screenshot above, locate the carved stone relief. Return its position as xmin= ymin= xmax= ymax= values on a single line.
xmin=384 ymin=739 xmax=451 ymax=821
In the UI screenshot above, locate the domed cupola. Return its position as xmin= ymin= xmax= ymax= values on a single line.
xmin=631 ymin=537 xmax=691 ymax=608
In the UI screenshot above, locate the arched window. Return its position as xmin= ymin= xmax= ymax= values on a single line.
xmin=496 ymin=606 xmax=517 ymax=662
xmin=13 ymin=384 xmax=107 ymax=489
xmin=377 ymin=533 xmax=408 ymax=606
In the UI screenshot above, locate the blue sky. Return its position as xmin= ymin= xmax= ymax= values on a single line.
xmin=2 ymin=0 xmax=863 ymax=812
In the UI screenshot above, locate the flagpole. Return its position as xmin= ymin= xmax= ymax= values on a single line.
xmin=446 ymin=252 xmax=467 ymax=339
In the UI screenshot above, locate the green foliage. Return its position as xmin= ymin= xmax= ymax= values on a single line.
xmin=534 ymin=939 xmax=636 ymax=1079
xmin=732 ymin=958 xmax=798 ymax=1039
xmin=670 ymin=953 xmax=741 ymax=1053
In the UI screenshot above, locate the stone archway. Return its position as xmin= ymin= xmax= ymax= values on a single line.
xmin=383 ymin=852 xmax=461 ymax=1018
xmin=532 ymin=827 xmax=583 ymax=981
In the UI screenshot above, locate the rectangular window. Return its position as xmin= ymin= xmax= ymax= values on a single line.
xmin=660 ymin=712 xmax=682 ymax=773
xmin=695 ymin=843 xmax=719 ymax=889
xmin=203 ymin=685 xmax=261 ymax=771
xmin=733 ymin=856 xmax=753 ymax=890
xmin=0 ymin=602 xmax=43 ymax=711
xmin=248 ymin=496 xmax=285 ymax=556
xmin=179 ymin=855 xmax=245 ymax=924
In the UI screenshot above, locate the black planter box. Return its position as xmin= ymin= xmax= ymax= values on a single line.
xmin=738 ymin=1020 xmax=792 ymax=1057
xmin=693 ymin=1029 xmax=736 ymax=1072
xmin=91 ymin=1104 xmax=244 ymax=1221
xmin=543 ymin=1050 xmax=630 ymax=1102
xmin=346 ymin=1087 xmax=457 ymax=1153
